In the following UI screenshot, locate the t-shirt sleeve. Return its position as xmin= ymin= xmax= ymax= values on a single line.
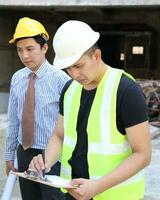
xmin=59 ymin=79 xmax=73 ymax=115
xmin=118 ymin=78 xmax=148 ymax=129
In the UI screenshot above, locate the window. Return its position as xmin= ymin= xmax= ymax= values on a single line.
xmin=132 ymin=46 xmax=144 ymax=55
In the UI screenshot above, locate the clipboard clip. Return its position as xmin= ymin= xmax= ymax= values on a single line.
xmin=25 ymin=169 xmax=48 ymax=182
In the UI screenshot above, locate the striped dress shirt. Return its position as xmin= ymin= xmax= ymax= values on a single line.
xmin=5 ymin=59 xmax=70 ymax=161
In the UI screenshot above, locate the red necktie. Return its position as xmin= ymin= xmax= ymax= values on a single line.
xmin=22 ymin=73 xmax=36 ymax=150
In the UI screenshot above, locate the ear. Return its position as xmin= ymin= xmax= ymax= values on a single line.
xmin=42 ymin=43 xmax=48 ymax=54
xmin=93 ymin=49 xmax=101 ymax=62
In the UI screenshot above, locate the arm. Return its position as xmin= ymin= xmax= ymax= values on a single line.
xmin=94 ymin=120 xmax=151 ymax=192
xmin=68 ymin=121 xmax=151 ymax=200
xmin=5 ymin=78 xmax=19 ymax=175
xmin=45 ymin=114 xmax=64 ymax=168
xmin=29 ymin=114 xmax=64 ymax=175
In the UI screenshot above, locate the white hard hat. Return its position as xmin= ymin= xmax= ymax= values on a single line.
xmin=53 ymin=20 xmax=100 ymax=69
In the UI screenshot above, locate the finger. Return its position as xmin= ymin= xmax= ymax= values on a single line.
xmin=11 ymin=166 xmax=18 ymax=172
xmin=71 ymin=178 xmax=84 ymax=186
xmin=6 ymin=161 xmax=14 ymax=175
xmin=13 ymin=167 xmax=18 ymax=172
xmin=29 ymin=157 xmax=37 ymax=171
xmin=6 ymin=168 xmax=10 ymax=176
xmin=44 ymin=164 xmax=51 ymax=173
xmin=43 ymin=159 xmax=51 ymax=173
xmin=37 ymin=154 xmax=45 ymax=170
xmin=68 ymin=188 xmax=79 ymax=200
xmin=29 ymin=155 xmax=44 ymax=175
xmin=68 ymin=188 xmax=83 ymax=200
xmin=29 ymin=160 xmax=34 ymax=170
xmin=6 ymin=166 xmax=16 ymax=175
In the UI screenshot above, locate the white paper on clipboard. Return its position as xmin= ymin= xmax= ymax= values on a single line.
xmin=45 ymin=175 xmax=72 ymax=188
xmin=11 ymin=171 xmax=76 ymax=189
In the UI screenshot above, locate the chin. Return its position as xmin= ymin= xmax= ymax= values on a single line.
xmin=28 ymin=66 xmax=37 ymax=71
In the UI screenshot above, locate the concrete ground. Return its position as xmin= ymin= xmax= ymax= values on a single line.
xmin=0 ymin=114 xmax=159 ymax=200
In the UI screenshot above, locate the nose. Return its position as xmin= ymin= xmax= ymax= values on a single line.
xmin=22 ymin=51 xmax=29 ymax=59
xmin=19 ymin=50 xmax=29 ymax=60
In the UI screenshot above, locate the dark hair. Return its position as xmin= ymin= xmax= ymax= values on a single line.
xmin=15 ymin=34 xmax=47 ymax=48
xmin=84 ymin=43 xmax=99 ymax=57
xmin=33 ymin=35 xmax=47 ymax=48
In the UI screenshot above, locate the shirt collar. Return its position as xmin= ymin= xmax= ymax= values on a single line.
xmin=24 ymin=59 xmax=49 ymax=79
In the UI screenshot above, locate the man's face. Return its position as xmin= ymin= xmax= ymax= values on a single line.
xmin=16 ymin=38 xmax=48 ymax=71
xmin=66 ymin=49 xmax=101 ymax=89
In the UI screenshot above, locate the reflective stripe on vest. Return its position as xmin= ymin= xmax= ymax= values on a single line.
xmin=61 ymin=66 xmax=144 ymax=199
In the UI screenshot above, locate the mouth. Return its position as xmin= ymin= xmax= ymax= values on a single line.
xmin=77 ymin=79 xmax=86 ymax=83
xmin=24 ymin=61 xmax=32 ymax=65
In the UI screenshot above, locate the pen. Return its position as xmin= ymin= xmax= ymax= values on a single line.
xmin=42 ymin=150 xmax=45 ymax=178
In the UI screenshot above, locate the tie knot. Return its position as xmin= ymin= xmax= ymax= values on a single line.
xmin=30 ymin=73 xmax=36 ymax=80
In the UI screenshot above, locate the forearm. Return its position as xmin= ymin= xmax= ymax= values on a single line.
xmin=68 ymin=151 xmax=151 ymax=200
xmin=94 ymin=121 xmax=151 ymax=197
xmin=5 ymin=120 xmax=19 ymax=161
xmin=95 ymin=151 xmax=150 ymax=195
xmin=5 ymin=86 xmax=19 ymax=161
xmin=45 ymin=133 xmax=63 ymax=167
xmin=5 ymin=122 xmax=19 ymax=161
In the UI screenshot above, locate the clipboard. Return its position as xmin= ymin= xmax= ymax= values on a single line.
xmin=11 ymin=171 xmax=76 ymax=189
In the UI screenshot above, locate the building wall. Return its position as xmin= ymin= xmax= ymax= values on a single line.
xmin=0 ymin=0 xmax=160 ymax=6
xmin=0 ymin=17 xmax=13 ymax=92
xmin=0 ymin=4 xmax=160 ymax=112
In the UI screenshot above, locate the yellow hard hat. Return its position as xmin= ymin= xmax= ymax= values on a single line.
xmin=9 ymin=17 xmax=49 ymax=44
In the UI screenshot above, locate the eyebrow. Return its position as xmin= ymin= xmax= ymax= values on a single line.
xmin=68 ymin=63 xmax=82 ymax=69
xmin=17 ymin=45 xmax=34 ymax=49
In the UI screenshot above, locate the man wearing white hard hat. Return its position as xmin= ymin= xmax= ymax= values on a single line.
xmin=30 ymin=20 xmax=151 ymax=200
xmin=5 ymin=17 xmax=70 ymax=200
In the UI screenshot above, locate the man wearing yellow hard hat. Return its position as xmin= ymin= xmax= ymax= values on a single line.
xmin=5 ymin=17 xmax=69 ymax=200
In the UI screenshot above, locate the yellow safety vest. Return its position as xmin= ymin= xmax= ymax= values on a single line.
xmin=61 ymin=66 xmax=144 ymax=200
